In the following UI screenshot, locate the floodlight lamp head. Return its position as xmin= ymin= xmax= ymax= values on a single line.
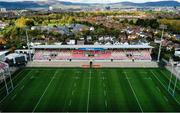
xmin=159 ymin=25 xmax=167 ymax=30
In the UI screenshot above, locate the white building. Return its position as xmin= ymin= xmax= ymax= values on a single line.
xmin=175 ymin=48 xmax=180 ymax=57
xmin=49 ymin=6 xmax=53 ymax=11
xmin=0 ymin=21 xmax=8 ymax=29
xmin=0 ymin=51 xmax=8 ymax=61
xmin=67 ymin=40 xmax=75 ymax=45
xmin=0 ymin=8 xmax=6 ymax=12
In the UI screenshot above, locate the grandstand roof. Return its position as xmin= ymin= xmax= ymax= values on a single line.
xmin=5 ymin=53 xmax=25 ymax=60
xmin=31 ymin=45 xmax=153 ymax=49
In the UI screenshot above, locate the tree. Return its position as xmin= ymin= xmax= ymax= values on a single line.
xmin=26 ymin=19 xmax=35 ymax=27
xmin=15 ymin=17 xmax=27 ymax=28
xmin=129 ymin=20 xmax=134 ymax=25
xmin=150 ymin=19 xmax=159 ymax=29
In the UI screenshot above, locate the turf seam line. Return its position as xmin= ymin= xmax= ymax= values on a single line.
xmin=87 ymin=69 xmax=92 ymax=112
xmin=124 ymin=72 xmax=144 ymax=112
xmin=0 ymin=70 xmax=33 ymax=104
xmin=32 ymin=70 xmax=58 ymax=112
xmin=150 ymin=70 xmax=180 ymax=105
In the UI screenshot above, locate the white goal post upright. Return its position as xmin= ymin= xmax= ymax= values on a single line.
xmin=2 ymin=70 xmax=9 ymax=95
xmin=8 ymin=66 xmax=14 ymax=89
xmin=172 ymin=66 xmax=180 ymax=96
xmin=168 ymin=61 xmax=174 ymax=91
xmin=157 ymin=25 xmax=167 ymax=62
xmin=173 ymin=75 xmax=178 ymax=96
xmin=167 ymin=60 xmax=180 ymax=96
xmin=0 ymin=61 xmax=14 ymax=95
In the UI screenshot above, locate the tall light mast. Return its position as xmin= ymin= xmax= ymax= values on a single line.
xmin=157 ymin=25 xmax=167 ymax=62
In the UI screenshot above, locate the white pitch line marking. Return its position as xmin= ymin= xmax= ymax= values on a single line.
xmin=20 ymin=85 xmax=24 ymax=90
xmin=0 ymin=70 xmax=33 ymax=104
xmin=69 ymin=100 xmax=72 ymax=106
xmin=30 ymin=76 xmax=34 ymax=79
xmin=74 ymin=77 xmax=80 ymax=79
xmin=87 ymin=70 xmax=92 ymax=112
xmin=160 ymin=70 xmax=180 ymax=90
xmin=156 ymin=87 xmax=161 ymax=92
xmin=76 ymin=71 xmax=80 ymax=74
xmin=11 ymin=94 xmax=16 ymax=100
xmin=143 ymin=77 xmax=152 ymax=80
xmin=151 ymin=70 xmax=180 ymax=105
xmin=101 ymin=72 xmax=105 ymax=74
xmin=0 ymin=70 xmax=25 ymax=92
xmin=124 ymin=72 xmax=143 ymax=112
xmin=104 ymin=90 xmax=106 ymax=96
xmin=164 ymin=96 xmax=168 ymax=102
xmin=74 ymin=83 xmax=77 ymax=87
xmin=105 ymin=100 xmax=107 ymax=107
xmin=32 ymin=70 xmax=58 ymax=112
xmin=72 ymin=90 xmax=74 ymax=96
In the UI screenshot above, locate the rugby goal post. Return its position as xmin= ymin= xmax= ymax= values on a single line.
xmin=167 ymin=61 xmax=180 ymax=96
xmin=0 ymin=61 xmax=14 ymax=95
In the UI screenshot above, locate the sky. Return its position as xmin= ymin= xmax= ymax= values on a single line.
xmin=0 ymin=0 xmax=179 ymax=3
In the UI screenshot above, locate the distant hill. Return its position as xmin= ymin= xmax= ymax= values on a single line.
xmin=0 ymin=1 xmax=48 ymax=9
xmin=0 ymin=0 xmax=179 ymax=9
xmin=114 ymin=1 xmax=180 ymax=7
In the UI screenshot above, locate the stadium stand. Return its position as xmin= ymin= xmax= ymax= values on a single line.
xmin=31 ymin=45 xmax=153 ymax=62
xmin=28 ymin=45 xmax=156 ymax=68
xmin=33 ymin=49 xmax=151 ymax=61
xmin=34 ymin=50 xmax=71 ymax=60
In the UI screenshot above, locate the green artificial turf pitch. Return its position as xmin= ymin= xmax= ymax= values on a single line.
xmin=0 ymin=68 xmax=180 ymax=112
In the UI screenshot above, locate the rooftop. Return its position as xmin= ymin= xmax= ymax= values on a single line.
xmin=0 ymin=51 xmax=8 ymax=57
xmin=31 ymin=44 xmax=153 ymax=49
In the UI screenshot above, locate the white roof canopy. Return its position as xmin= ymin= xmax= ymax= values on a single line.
xmin=0 ymin=51 xmax=8 ymax=57
xmin=175 ymin=51 xmax=180 ymax=57
xmin=31 ymin=45 xmax=153 ymax=49
xmin=5 ymin=53 xmax=24 ymax=60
